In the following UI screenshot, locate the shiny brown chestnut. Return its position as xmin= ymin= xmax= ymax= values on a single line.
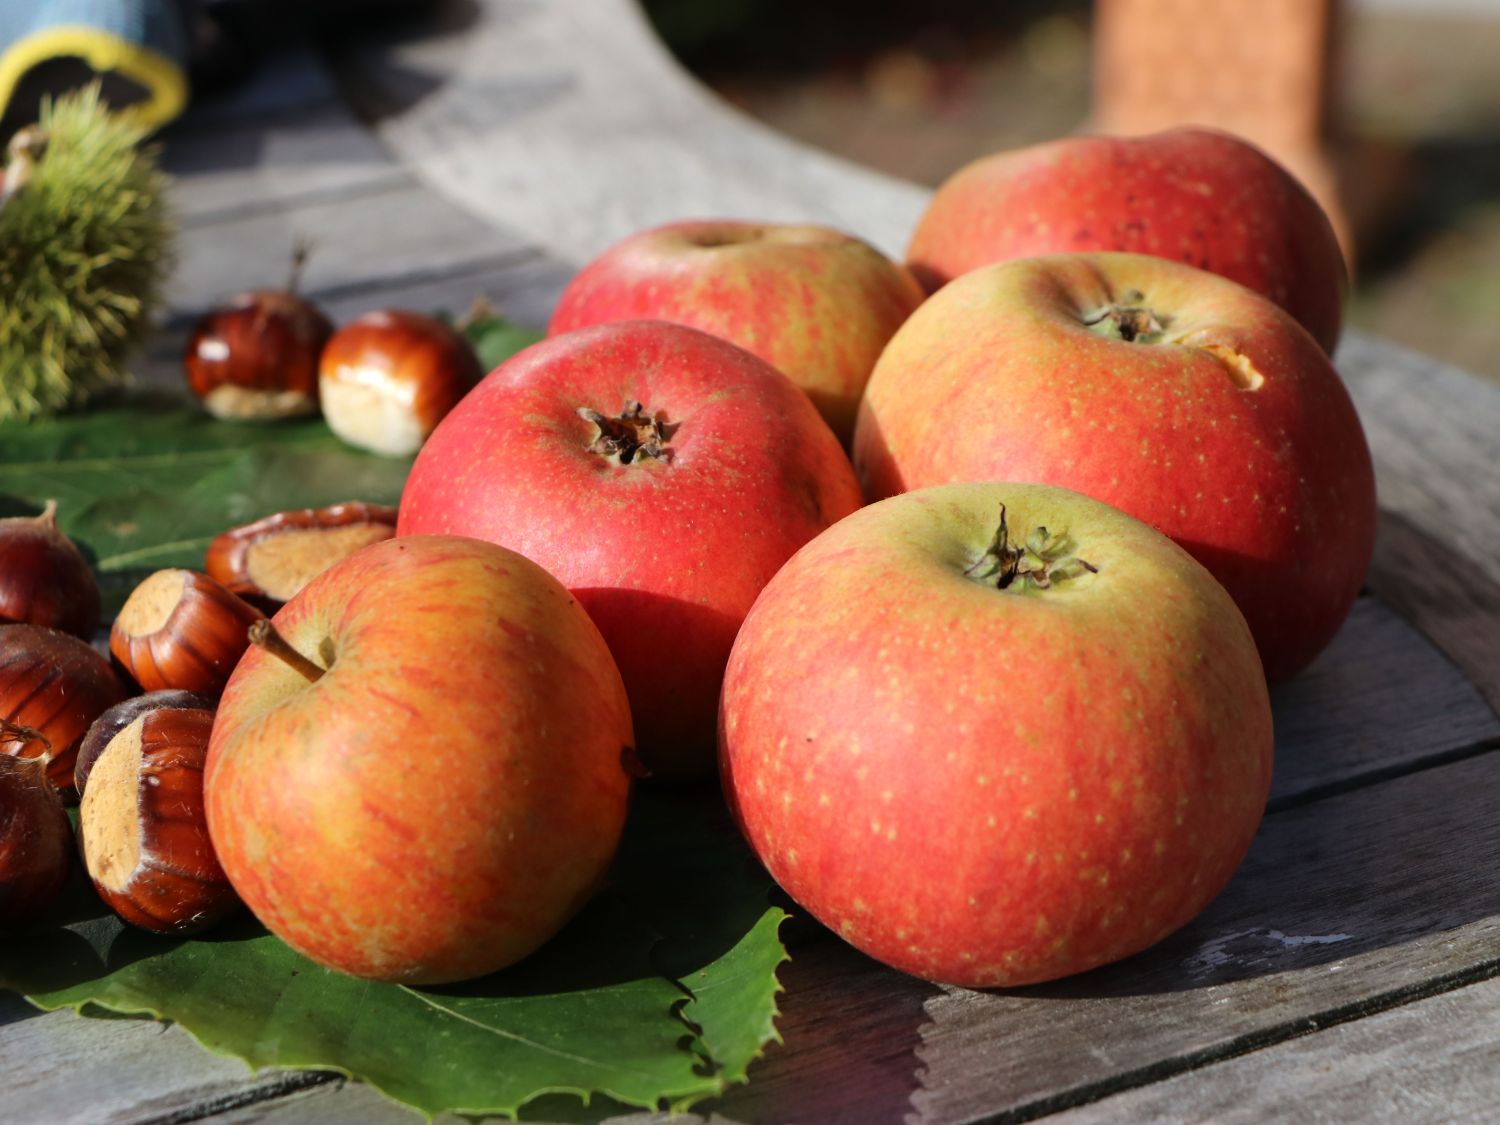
xmin=319 ymin=309 xmax=483 ymax=456
xmin=110 ymin=569 xmax=264 ymax=697
xmin=0 ymin=730 xmax=73 ymax=929
xmin=184 ymin=244 xmax=333 ymax=421
xmin=77 ymin=706 xmax=239 ymax=935
xmin=0 ymin=501 xmax=101 ymax=638
xmin=1 ymin=623 xmax=128 ymax=796
xmin=204 ymin=501 xmax=398 ymax=605
xmin=75 ymin=690 xmax=214 ymax=796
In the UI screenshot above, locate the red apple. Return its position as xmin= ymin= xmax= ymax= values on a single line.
xmin=854 ymin=252 xmax=1375 ymax=682
xmin=720 ymin=481 xmax=1274 ymax=988
xmin=907 ymin=127 xmax=1346 ymax=353
xmin=205 ymin=535 xmax=634 ymax=984
xmin=547 ymin=220 xmax=926 ymax=444
xmin=397 ymin=320 xmax=863 ymax=780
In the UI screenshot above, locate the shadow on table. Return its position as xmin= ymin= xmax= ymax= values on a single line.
xmin=1017 ymin=743 xmax=1500 ymax=1000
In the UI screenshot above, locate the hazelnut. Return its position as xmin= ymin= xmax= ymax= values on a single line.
xmin=75 ymin=690 xmax=214 ymax=796
xmin=78 ymin=706 xmax=239 ymax=934
xmin=184 ymin=242 xmax=333 ymax=421
xmin=110 ymin=570 xmax=264 ymax=697
xmin=0 ymin=501 xmax=101 ymax=638
xmin=1 ymin=623 xmax=127 ymax=796
xmin=319 ymin=310 xmax=483 ymax=456
xmin=0 ymin=735 xmax=72 ymax=930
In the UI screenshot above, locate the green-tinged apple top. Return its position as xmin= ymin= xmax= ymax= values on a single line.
xmin=963 ymin=504 xmax=1099 ymax=594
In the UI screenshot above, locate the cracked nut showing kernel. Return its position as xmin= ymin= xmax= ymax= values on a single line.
xmin=204 ymin=502 xmax=398 ymax=606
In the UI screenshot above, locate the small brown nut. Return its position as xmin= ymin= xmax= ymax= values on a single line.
xmin=184 ymin=284 xmax=333 ymax=422
xmin=0 ymin=500 xmax=101 ymax=638
xmin=110 ymin=570 xmax=264 ymax=697
xmin=75 ymin=690 xmax=215 ymax=796
xmin=1 ymin=623 xmax=128 ymax=796
xmin=0 ymin=739 xmax=73 ymax=930
xmin=319 ymin=310 xmax=483 ymax=456
xmin=78 ymin=706 xmax=239 ymax=935
xmin=204 ymin=502 xmax=398 ymax=605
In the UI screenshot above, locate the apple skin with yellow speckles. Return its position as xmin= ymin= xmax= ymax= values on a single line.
xmin=397 ymin=320 xmax=863 ymax=780
xmin=719 ymin=481 xmax=1274 ymax=988
xmin=853 ymin=252 xmax=1376 ymax=681
xmin=547 ymin=220 xmax=926 ymax=444
xmin=204 ymin=535 xmax=634 ymax=985
xmin=906 ymin=127 xmax=1346 ymax=354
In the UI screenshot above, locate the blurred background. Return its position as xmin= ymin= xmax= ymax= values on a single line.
xmin=3 ymin=0 xmax=1496 ymax=383
xmin=641 ymin=0 xmax=1500 ymax=385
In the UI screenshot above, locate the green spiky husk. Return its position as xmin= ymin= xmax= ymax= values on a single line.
xmin=0 ymin=86 xmax=173 ymax=421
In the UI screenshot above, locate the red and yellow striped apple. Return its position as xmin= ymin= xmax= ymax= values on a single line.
xmin=548 ymin=220 xmax=925 ymax=444
xmin=854 ymin=252 xmax=1375 ymax=681
xmin=907 ymin=127 xmax=1346 ymax=353
xmin=205 ymin=535 xmax=633 ymax=984
xmin=720 ymin=482 xmax=1274 ymax=988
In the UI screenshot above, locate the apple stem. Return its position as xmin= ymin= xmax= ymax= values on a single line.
xmin=248 ymin=620 xmax=326 ymax=682
xmin=1082 ymin=290 xmax=1167 ymax=344
xmin=965 ymin=504 xmax=1099 ymax=592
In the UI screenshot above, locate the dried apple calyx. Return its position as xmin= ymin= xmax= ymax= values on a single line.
xmin=205 ymin=502 xmax=398 ymax=603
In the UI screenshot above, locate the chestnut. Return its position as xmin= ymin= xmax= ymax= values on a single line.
xmin=75 ymin=690 xmax=214 ymax=796
xmin=1 ymin=623 xmax=128 ymax=796
xmin=0 ymin=501 xmax=101 ymax=638
xmin=319 ymin=309 xmax=483 ymax=456
xmin=0 ymin=733 xmax=73 ymax=929
xmin=184 ymin=242 xmax=333 ymax=421
xmin=110 ymin=569 xmax=264 ymax=697
xmin=77 ymin=705 xmax=239 ymax=935
xmin=204 ymin=501 xmax=398 ymax=605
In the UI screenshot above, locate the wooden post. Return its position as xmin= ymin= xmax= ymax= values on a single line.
xmin=1093 ymin=0 xmax=1351 ymax=264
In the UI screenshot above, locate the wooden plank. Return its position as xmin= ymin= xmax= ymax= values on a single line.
xmin=573 ymin=749 xmax=1500 ymax=1124
xmin=1267 ymin=594 xmax=1499 ymax=805
xmin=314 ymin=254 xmax=574 ymax=333
xmin=332 ymin=0 xmax=928 ymax=264
xmin=162 ymin=105 xmax=409 ymax=224
xmin=0 ymin=994 xmax=321 ymax=1125
xmin=1047 ymin=974 xmax=1500 ymax=1123
xmin=1339 ymin=333 xmax=1500 ymax=712
xmin=165 ymin=184 xmax=532 ymax=319
xmin=896 ymin=749 xmax=1500 ymax=1123
xmin=80 ymin=744 xmax=1500 ymax=1125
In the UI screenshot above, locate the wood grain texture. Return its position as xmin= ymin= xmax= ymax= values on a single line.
xmin=1339 ymin=333 xmax=1500 ymax=712
xmin=331 ymin=0 xmax=929 ymax=264
xmin=1268 ymin=595 xmax=1498 ymax=804
xmin=903 ymin=749 xmax=1500 ymax=1123
xmin=166 ymin=183 xmax=531 ymax=319
xmin=0 ymin=995 xmax=320 ymax=1125
xmin=163 ymin=105 xmax=408 ymax=224
xmin=1048 ymin=974 xmax=1500 ymax=1124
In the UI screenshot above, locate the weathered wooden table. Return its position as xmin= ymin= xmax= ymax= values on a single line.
xmin=6 ymin=2 xmax=1500 ymax=1121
